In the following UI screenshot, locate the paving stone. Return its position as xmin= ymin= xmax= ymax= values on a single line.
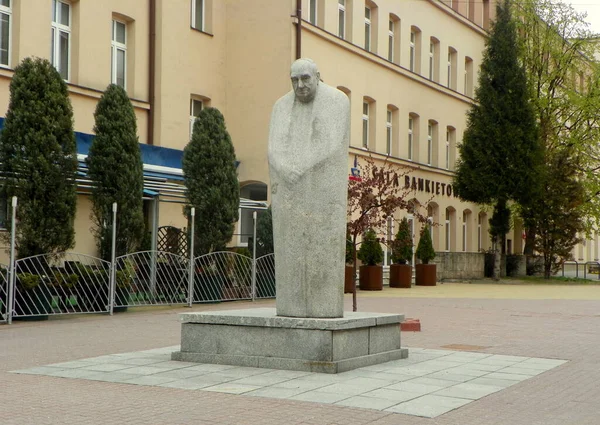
xmin=157 ymin=379 xmax=219 ymax=390
xmin=151 ymin=368 xmax=208 ymax=380
xmin=244 ymin=386 xmax=308 ymax=399
xmin=385 ymin=380 xmax=446 ymax=395
xmin=499 ymin=366 xmax=546 ymax=376
xmin=385 ymin=394 xmax=471 ymax=418
xmin=484 ymin=371 xmax=534 ymax=381
xmin=112 ymin=366 xmax=167 ymax=375
xmin=202 ymin=383 xmax=263 ymax=394
xmin=289 ymin=390 xmax=352 ymax=404
xmin=122 ymin=375 xmax=181 ymax=386
xmin=427 ymin=370 xmax=477 ymax=382
xmin=79 ymin=363 xmax=133 ymax=372
xmin=361 ymin=388 xmax=423 ymax=403
xmin=433 ymin=382 xmax=504 ymax=400
xmin=469 ymin=376 xmax=519 ymax=388
xmin=46 ymin=368 xmax=105 ymax=379
xmin=47 ymin=360 xmax=99 ymax=369
xmin=404 ymin=376 xmax=458 ymax=389
xmin=84 ymin=371 xmax=142 ymax=383
xmin=334 ymin=395 xmax=400 ymax=410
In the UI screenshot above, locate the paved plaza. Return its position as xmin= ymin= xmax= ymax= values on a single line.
xmin=2 ymin=282 xmax=600 ymax=424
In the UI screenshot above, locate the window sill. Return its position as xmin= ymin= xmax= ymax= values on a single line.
xmin=190 ymin=27 xmax=214 ymax=37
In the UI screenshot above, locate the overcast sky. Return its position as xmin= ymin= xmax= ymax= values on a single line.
xmin=560 ymin=0 xmax=600 ymax=34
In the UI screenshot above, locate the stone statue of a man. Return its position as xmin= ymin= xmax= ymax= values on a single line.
xmin=268 ymin=58 xmax=350 ymax=318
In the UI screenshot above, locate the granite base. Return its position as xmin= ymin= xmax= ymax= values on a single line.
xmin=171 ymin=308 xmax=408 ymax=374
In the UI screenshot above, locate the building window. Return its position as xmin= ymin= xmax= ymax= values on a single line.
xmin=191 ymin=0 xmax=205 ymax=31
xmin=388 ymin=19 xmax=394 ymax=61
xmin=477 ymin=214 xmax=482 ymax=251
xmin=51 ymin=0 xmax=71 ymax=80
xmin=483 ymin=0 xmax=490 ymax=29
xmin=409 ymin=30 xmax=416 ymax=72
xmin=0 ymin=0 xmax=11 ymax=67
xmin=111 ymin=20 xmax=127 ymax=89
xmin=468 ymin=0 xmax=475 ymax=21
xmin=408 ymin=116 xmax=414 ymax=160
xmin=447 ymin=47 xmax=457 ymax=90
xmin=386 ymin=109 xmax=392 ymax=155
xmin=384 ymin=216 xmax=394 ymax=266
xmin=427 ymin=123 xmax=433 ymax=165
xmin=189 ymin=98 xmax=203 ymax=139
xmin=362 ymin=101 xmax=369 ymax=148
xmin=309 ymin=0 xmax=317 ymax=25
xmin=445 ymin=208 xmax=451 ymax=252
xmin=409 ymin=27 xmax=421 ymax=74
xmin=338 ymin=0 xmax=346 ymax=39
xmin=364 ymin=6 xmax=371 ymax=51
xmin=428 ymin=41 xmax=434 ymax=80
xmin=464 ymin=57 xmax=473 ymax=97
xmin=445 ymin=129 xmax=450 ymax=170
xmin=428 ymin=37 xmax=439 ymax=82
xmin=462 ymin=214 xmax=467 ymax=252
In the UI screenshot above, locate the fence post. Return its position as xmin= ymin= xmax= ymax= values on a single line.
xmin=109 ymin=202 xmax=117 ymax=315
xmin=150 ymin=198 xmax=159 ymax=302
xmin=251 ymin=211 xmax=257 ymax=301
xmin=187 ymin=207 xmax=195 ymax=307
xmin=7 ymin=196 xmax=17 ymax=325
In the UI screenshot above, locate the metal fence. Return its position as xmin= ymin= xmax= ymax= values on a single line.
xmin=1 ymin=199 xmax=275 ymax=324
xmin=561 ymin=261 xmax=600 ymax=280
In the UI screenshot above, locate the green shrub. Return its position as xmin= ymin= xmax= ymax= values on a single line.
xmin=357 ymin=229 xmax=384 ymax=266
xmin=391 ymin=218 xmax=413 ymax=265
xmin=415 ymin=224 xmax=435 ymax=264
xmin=51 ymin=271 xmax=78 ymax=289
xmin=16 ymin=273 xmax=41 ymax=291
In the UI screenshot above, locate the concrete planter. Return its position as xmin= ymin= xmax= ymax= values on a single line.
xmin=344 ymin=265 xmax=355 ymax=294
xmin=389 ymin=264 xmax=412 ymax=288
xmin=415 ymin=264 xmax=437 ymax=286
xmin=359 ymin=265 xmax=383 ymax=291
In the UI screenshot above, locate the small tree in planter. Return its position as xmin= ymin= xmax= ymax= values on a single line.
xmin=344 ymin=231 xmax=355 ymax=294
xmin=390 ymin=217 xmax=413 ymax=288
xmin=357 ymin=229 xmax=384 ymax=290
xmin=415 ymin=224 xmax=436 ymax=286
xmin=347 ymin=155 xmax=428 ymax=310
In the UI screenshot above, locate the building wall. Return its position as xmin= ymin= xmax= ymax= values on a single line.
xmin=0 ymin=0 xmax=529 ymax=262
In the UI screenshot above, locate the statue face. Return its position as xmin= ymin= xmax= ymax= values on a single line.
xmin=291 ymin=62 xmax=319 ymax=103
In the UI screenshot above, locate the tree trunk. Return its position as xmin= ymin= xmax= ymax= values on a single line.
xmin=523 ymin=228 xmax=535 ymax=255
xmin=352 ymin=235 xmax=358 ymax=312
xmin=493 ymin=250 xmax=501 ymax=281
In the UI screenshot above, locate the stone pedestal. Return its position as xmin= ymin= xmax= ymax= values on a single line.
xmin=172 ymin=308 xmax=408 ymax=374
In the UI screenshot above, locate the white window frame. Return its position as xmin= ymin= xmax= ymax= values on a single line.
xmin=111 ymin=20 xmax=127 ymax=89
xmin=388 ymin=19 xmax=394 ymax=62
xmin=364 ymin=6 xmax=371 ymax=51
xmin=338 ymin=0 xmax=346 ymax=39
xmin=0 ymin=0 xmax=11 ymax=68
xmin=427 ymin=123 xmax=433 ymax=165
xmin=445 ymin=209 xmax=450 ymax=252
xmin=189 ymin=98 xmax=203 ymax=139
xmin=445 ymin=129 xmax=450 ymax=170
xmin=477 ymin=214 xmax=482 ymax=251
xmin=386 ymin=110 xmax=392 ymax=155
xmin=447 ymin=50 xmax=452 ymax=88
xmin=191 ymin=0 xmax=205 ymax=31
xmin=51 ymin=0 xmax=71 ymax=81
xmin=409 ymin=31 xmax=416 ymax=72
xmin=429 ymin=41 xmax=434 ymax=80
xmin=309 ymin=0 xmax=317 ymax=25
xmin=408 ymin=116 xmax=413 ymax=160
xmin=384 ymin=217 xmax=394 ymax=267
xmin=362 ymin=102 xmax=369 ymax=148
xmin=462 ymin=214 xmax=467 ymax=252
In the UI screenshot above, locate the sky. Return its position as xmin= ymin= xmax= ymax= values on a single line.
xmin=560 ymin=0 xmax=600 ymax=34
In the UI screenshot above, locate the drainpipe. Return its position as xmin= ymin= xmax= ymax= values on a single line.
xmin=295 ymin=0 xmax=302 ymax=59
xmin=148 ymin=0 xmax=156 ymax=145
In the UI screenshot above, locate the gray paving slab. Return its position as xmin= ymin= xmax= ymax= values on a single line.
xmin=289 ymin=390 xmax=352 ymax=404
xmin=469 ymin=376 xmax=519 ymax=388
xmin=385 ymin=394 xmax=472 ymax=418
xmin=244 ymin=386 xmax=309 ymax=399
xmin=122 ymin=375 xmax=180 ymax=386
xmin=385 ymin=380 xmax=447 ymax=395
xmin=335 ymin=395 xmax=400 ymax=410
xmin=84 ymin=371 xmax=145 ymax=383
xmin=202 ymin=382 xmax=263 ymax=394
xmin=433 ymin=382 xmax=504 ymax=400
xmin=361 ymin=388 xmax=423 ymax=403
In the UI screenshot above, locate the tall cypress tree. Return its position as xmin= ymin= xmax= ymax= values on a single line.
xmin=87 ymin=84 xmax=144 ymax=260
xmin=453 ymin=0 xmax=541 ymax=277
xmin=0 ymin=57 xmax=77 ymax=258
xmin=183 ymin=107 xmax=239 ymax=255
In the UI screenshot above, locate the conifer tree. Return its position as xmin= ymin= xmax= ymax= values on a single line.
xmin=87 ymin=84 xmax=145 ymax=260
xmin=0 ymin=57 xmax=78 ymax=258
xmin=183 ymin=107 xmax=239 ymax=255
xmin=453 ymin=0 xmax=541 ymax=278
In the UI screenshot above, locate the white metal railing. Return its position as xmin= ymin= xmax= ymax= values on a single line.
xmin=1 ymin=198 xmax=276 ymax=324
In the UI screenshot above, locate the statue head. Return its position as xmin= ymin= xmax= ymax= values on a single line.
xmin=290 ymin=58 xmax=320 ymax=103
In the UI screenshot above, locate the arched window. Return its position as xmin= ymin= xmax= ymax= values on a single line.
xmin=388 ymin=14 xmax=400 ymax=64
xmin=409 ymin=26 xmax=421 ymax=73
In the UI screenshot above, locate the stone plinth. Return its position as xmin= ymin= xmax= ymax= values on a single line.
xmin=172 ymin=308 xmax=408 ymax=374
